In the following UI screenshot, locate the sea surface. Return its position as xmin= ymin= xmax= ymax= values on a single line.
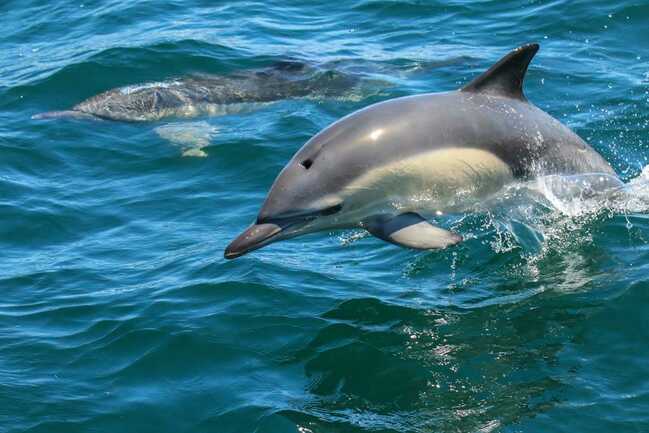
xmin=1 ymin=1 xmax=649 ymax=432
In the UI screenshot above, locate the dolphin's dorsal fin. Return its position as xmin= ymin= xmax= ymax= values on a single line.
xmin=461 ymin=43 xmax=539 ymax=101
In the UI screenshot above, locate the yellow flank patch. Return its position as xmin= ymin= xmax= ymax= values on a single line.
xmin=342 ymin=147 xmax=513 ymax=211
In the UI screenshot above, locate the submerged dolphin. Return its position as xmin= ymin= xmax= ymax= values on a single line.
xmin=225 ymin=44 xmax=616 ymax=259
xmin=33 ymin=62 xmax=367 ymax=122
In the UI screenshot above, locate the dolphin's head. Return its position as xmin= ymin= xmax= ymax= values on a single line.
xmin=75 ymin=85 xmax=185 ymax=121
xmin=224 ymin=96 xmax=418 ymax=259
xmin=224 ymin=143 xmax=347 ymax=259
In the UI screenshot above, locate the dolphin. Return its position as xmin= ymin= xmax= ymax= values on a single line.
xmin=224 ymin=44 xmax=617 ymax=259
xmin=32 ymin=61 xmax=369 ymax=122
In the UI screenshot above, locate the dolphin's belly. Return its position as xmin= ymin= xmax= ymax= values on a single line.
xmin=340 ymin=147 xmax=514 ymax=219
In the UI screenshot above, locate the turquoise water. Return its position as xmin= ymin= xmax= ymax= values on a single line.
xmin=2 ymin=1 xmax=649 ymax=432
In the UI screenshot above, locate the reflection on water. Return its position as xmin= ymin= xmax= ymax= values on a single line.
xmin=283 ymin=292 xmax=590 ymax=433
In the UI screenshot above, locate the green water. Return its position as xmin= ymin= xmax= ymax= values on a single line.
xmin=1 ymin=1 xmax=649 ymax=432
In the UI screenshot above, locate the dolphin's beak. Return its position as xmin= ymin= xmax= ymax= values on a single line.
xmin=224 ymin=203 xmax=343 ymax=259
xmin=224 ymin=222 xmax=283 ymax=259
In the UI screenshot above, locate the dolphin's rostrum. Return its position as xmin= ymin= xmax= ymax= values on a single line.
xmin=225 ymin=44 xmax=616 ymax=259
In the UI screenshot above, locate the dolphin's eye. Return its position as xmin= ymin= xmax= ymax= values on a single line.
xmin=300 ymin=159 xmax=313 ymax=170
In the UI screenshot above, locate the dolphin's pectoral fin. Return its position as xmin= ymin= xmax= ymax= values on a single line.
xmin=365 ymin=212 xmax=462 ymax=250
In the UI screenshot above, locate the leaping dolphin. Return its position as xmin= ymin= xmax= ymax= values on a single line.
xmin=33 ymin=62 xmax=370 ymax=122
xmin=224 ymin=44 xmax=617 ymax=259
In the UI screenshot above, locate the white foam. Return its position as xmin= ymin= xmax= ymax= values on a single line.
xmin=531 ymin=173 xmax=624 ymax=216
xmin=450 ymin=168 xmax=649 ymax=283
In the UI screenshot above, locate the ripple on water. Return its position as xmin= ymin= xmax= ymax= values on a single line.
xmin=2 ymin=0 xmax=649 ymax=432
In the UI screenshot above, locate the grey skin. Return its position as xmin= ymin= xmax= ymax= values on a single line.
xmin=225 ymin=44 xmax=617 ymax=259
xmin=33 ymin=62 xmax=365 ymax=122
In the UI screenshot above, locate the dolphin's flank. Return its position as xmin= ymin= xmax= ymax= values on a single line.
xmin=225 ymin=44 xmax=616 ymax=259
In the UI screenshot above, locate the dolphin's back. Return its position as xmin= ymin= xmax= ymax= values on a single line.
xmin=422 ymin=91 xmax=615 ymax=178
xmin=43 ymin=64 xmax=363 ymax=122
xmin=296 ymin=91 xmax=614 ymax=190
xmin=292 ymin=43 xmax=614 ymax=186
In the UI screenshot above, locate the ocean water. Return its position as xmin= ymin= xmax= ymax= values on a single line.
xmin=1 ymin=1 xmax=649 ymax=432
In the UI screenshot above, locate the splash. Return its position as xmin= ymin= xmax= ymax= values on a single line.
xmin=530 ymin=172 xmax=625 ymax=216
xmin=400 ymin=169 xmax=649 ymax=289
xmin=525 ymin=169 xmax=649 ymax=220
xmin=616 ymin=165 xmax=649 ymax=212
xmin=454 ymin=169 xmax=649 ymax=280
xmin=476 ymin=169 xmax=649 ymax=232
